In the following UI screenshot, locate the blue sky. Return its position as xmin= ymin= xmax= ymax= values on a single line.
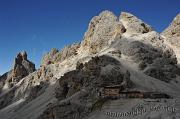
xmin=0 ymin=0 xmax=179 ymax=75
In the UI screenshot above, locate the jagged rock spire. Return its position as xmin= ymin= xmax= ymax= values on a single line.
xmin=14 ymin=51 xmax=27 ymax=67
xmin=13 ymin=51 xmax=36 ymax=82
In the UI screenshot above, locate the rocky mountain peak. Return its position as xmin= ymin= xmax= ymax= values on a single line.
xmin=97 ymin=10 xmax=118 ymax=22
xmin=21 ymin=51 xmax=28 ymax=60
xmin=119 ymin=12 xmax=153 ymax=34
xmin=83 ymin=10 xmax=118 ymax=39
xmin=162 ymin=13 xmax=180 ymax=38
xmin=174 ymin=13 xmax=180 ymax=21
xmin=0 ymin=51 xmax=36 ymax=97
xmin=120 ymin=12 xmax=135 ymax=20
xmin=80 ymin=10 xmax=126 ymax=54
xmin=13 ymin=51 xmax=36 ymax=82
xmin=161 ymin=13 xmax=180 ymax=63
xmin=79 ymin=11 xmax=155 ymax=55
xmin=15 ymin=51 xmax=27 ymax=64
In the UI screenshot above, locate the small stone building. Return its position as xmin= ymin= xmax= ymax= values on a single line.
xmin=99 ymin=85 xmax=171 ymax=99
xmin=100 ymin=85 xmax=124 ymax=97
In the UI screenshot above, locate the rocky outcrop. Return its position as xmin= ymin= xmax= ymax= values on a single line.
xmin=12 ymin=51 xmax=36 ymax=83
xmin=0 ymin=61 xmax=57 ymax=110
xmin=119 ymin=12 xmax=153 ymax=34
xmin=0 ymin=51 xmax=35 ymax=93
xmin=41 ymin=43 xmax=80 ymax=66
xmin=0 ymin=51 xmax=36 ymax=109
xmin=161 ymin=13 xmax=180 ymax=64
xmin=80 ymin=11 xmax=126 ymax=54
xmin=0 ymin=70 xmax=13 ymax=92
xmin=41 ymin=48 xmax=59 ymax=66
xmin=161 ymin=14 xmax=180 ymax=48
xmin=80 ymin=11 xmax=153 ymax=55
xmin=162 ymin=13 xmax=180 ymax=38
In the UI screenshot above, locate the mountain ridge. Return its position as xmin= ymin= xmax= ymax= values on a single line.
xmin=0 ymin=10 xmax=180 ymax=119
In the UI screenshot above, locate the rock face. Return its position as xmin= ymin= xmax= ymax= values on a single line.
xmin=162 ymin=14 xmax=180 ymax=45
xmin=41 ymin=48 xmax=59 ymax=66
xmin=161 ymin=13 xmax=180 ymax=63
xmin=162 ymin=14 xmax=180 ymax=38
xmin=41 ymin=43 xmax=80 ymax=66
xmin=80 ymin=11 xmax=126 ymax=54
xmin=161 ymin=14 xmax=180 ymax=48
xmin=0 ymin=70 xmax=13 ymax=92
xmin=12 ymin=51 xmax=36 ymax=83
xmin=0 ymin=51 xmax=36 ymax=109
xmin=119 ymin=12 xmax=153 ymax=34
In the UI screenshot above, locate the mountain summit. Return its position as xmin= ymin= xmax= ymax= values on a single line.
xmin=0 ymin=11 xmax=180 ymax=119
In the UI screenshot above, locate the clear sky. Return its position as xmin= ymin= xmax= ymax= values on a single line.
xmin=0 ymin=0 xmax=180 ymax=75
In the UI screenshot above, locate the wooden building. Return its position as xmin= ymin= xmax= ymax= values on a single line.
xmin=100 ymin=85 xmax=124 ymax=98
xmin=99 ymin=85 xmax=172 ymax=99
xmin=119 ymin=91 xmax=144 ymax=98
